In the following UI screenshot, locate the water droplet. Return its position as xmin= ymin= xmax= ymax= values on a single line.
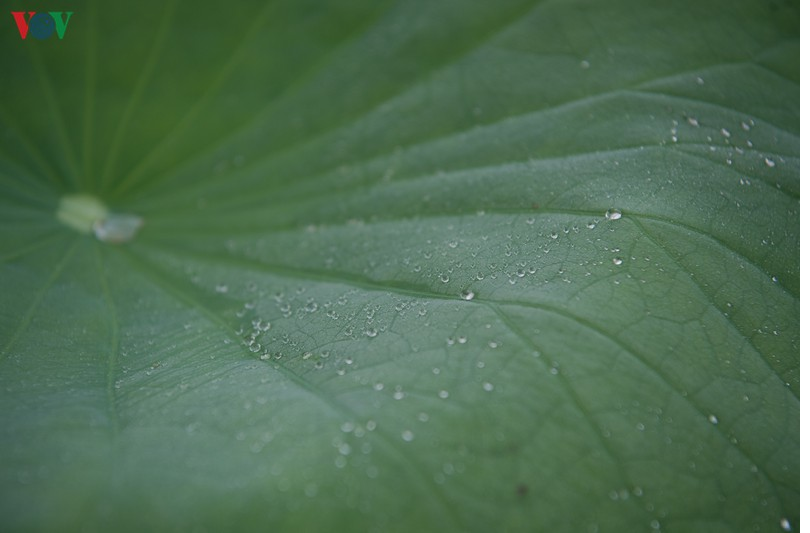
xmin=580 ymin=59 xmax=590 ymax=69
xmin=605 ymin=208 xmax=622 ymax=220
xmin=215 ymin=284 xmax=229 ymax=294
xmin=586 ymin=220 xmax=597 ymax=229
xmin=780 ymin=518 xmax=792 ymax=531
xmin=92 ymin=213 xmax=144 ymax=243
xmin=393 ymin=390 xmax=405 ymax=400
xmin=696 ymin=76 xmax=705 ymax=85
xmin=364 ymin=328 xmax=378 ymax=338
xmin=457 ymin=336 xmax=467 ymax=344
xmin=338 ymin=443 xmax=352 ymax=456
xmin=651 ymin=520 xmax=660 ymax=530
xmin=438 ymin=390 xmax=449 ymax=399
xmin=373 ymin=382 xmax=384 ymax=391
xmin=334 ymin=456 xmax=347 ymax=469
xmin=488 ymin=341 xmax=498 ymax=349
xmin=418 ymin=412 xmax=429 ymax=422
xmin=708 ymin=414 xmax=718 ymax=425
xmin=401 ymin=430 xmax=414 ymax=442
xmin=613 ymin=257 xmax=623 ymax=265
xmin=461 ymin=289 xmax=475 ymax=301
xmin=439 ymin=273 xmax=450 ymax=283
xmin=765 ymin=158 xmax=776 ymax=168
xmin=688 ymin=117 xmax=699 ymax=127
xmin=636 ymin=422 xmax=645 ymax=431
xmin=483 ymin=382 xmax=494 ymax=392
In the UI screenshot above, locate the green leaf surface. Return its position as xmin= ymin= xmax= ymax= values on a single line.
xmin=0 ymin=0 xmax=799 ymax=531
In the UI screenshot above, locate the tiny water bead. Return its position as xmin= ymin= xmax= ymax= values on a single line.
xmin=780 ymin=518 xmax=792 ymax=531
xmin=401 ymin=430 xmax=414 ymax=442
xmin=708 ymin=414 xmax=718 ymax=425
xmin=605 ymin=208 xmax=622 ymax=220
xmin=612 ymin=257 xmax=623 ymax=266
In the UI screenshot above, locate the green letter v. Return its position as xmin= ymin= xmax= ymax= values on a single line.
xmin=49 ymin=12 xmax=73 ymax=39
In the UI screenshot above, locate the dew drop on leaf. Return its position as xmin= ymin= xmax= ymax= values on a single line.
xmin=605 ymin=208 xmax=623 ymax=220
xmin=93 ymin=214 xmax=144 ymax=243
xmin=460 ymin=289 xmax=475 ymax=301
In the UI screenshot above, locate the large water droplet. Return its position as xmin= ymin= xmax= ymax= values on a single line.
xmin=93 ymin=214 xmax=144 ymax=243
xmin=605 ymin=208 xmax=622 ymax=220
xmin=460 ymin=289 xmax=475 ymax=301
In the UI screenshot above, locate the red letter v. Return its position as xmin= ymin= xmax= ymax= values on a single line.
xmin=11 ymin=12 xmax=36 ymax=39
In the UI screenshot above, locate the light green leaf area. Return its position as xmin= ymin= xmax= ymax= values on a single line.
xmin=0 ymin=0 xmax=798 ymax=531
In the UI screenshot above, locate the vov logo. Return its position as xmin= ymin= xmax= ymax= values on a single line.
xmin=11 ymin=12 xmax=74 ymax=40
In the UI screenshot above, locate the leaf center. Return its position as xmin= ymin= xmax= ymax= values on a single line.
xmin=56 ymin=194 xmax=143 ymax=243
